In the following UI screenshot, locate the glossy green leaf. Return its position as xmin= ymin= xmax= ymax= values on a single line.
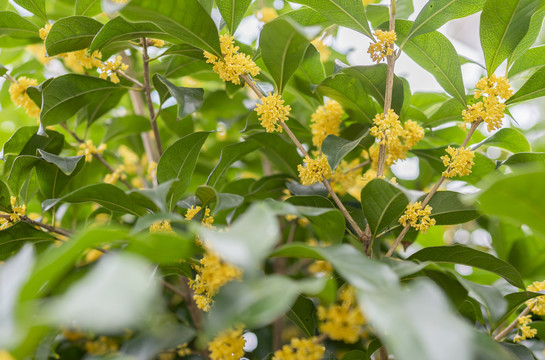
xmin=473 ymin=128 xmax=531 ymax=153
xmin=508 ymin=3 xmax=545 ymax=67
xmin=0 ymin=11 xmax=41 ymax=39
xmin=0 ymin=127 xmax=63 ymax=160
xmin=480 ymin=0 xmax=543 ymax=74
xmin=506 ymin=66 xmax=545 ymax=105
xmin=501 ymin=152 xmax=545 ymax=167
xmin=250 ymin=132 xmax=302 ymax=177
xmin=394 ymin=20 xmax=466 ymax=105
xmin=408 ymin=245 xmax=525 ymax=288
xmin=7 ymin=155 xmax=40 ymax=194
xmin=216 ymin=0 xmax=251 ymax=34
xmin=195 ymin=185 xmax=243 ymax=213
xmin=478 ymin=170 xmax=545 ymax=240
xmin=0 ymin=222 xmax=55 ymax=261
xmin=500 ymin=343 xmax=537 ymax=360
xmin=43 ymin=184 xmax=148 ymax=216
xmin=37 ymin=150 xmax=83 ymax=176
xmin=121 ymin=0 xmax=221 ymax=56
xmin=152 ymin=74 xmax=204 ymax=118
xmin=423 ymin=191 xmax=479 ymax=225
xmin=45 ymin=16 xmax=103 ymax=56
xmin=207 ymin=140 xmax=262 ymax=189
xmin=288 ymin=0 xmax=372 ymax=38
xmin=259 ymin=18 xmax=310 ymax=93
xmin=157 ymin=132 xmax=209 ymax=209
xmin=40 ymin=74 xmax=126 ymax=126
xmin=35 ymin=151 xmax=86 ymax=198
xmin=89 ymin=16 xmax=174 ymax=52
xmin=361 ymin=179 xmax=409 ymax=238
xmin=12 ymin=0 xmax=46 ymax=22
xmin=102 ymin=115 xmax=151 ymax=142
xmin=286 ymin=296 xmax=316 ymax=338
xmin=424 ymin=98 xmax=465 ymax=127
xmin=405 ymin=0 xmax=485 ymax=42
xmin=271 ymin=243 xmax=399 ymax=291
xmin=508 ymin=45 xmax=545 ymax=77
xmin=322 ymin=133 xmax=366 ymax=170
xmin=0 ymin=180 xmax=11 ymax=212
xmin=75 ymin=0 xmax=101 ymax=16
xmin=493 ymin=291 xmax=543 ymax=331
xmin=281 ymin=7 xmax=331 ymax=27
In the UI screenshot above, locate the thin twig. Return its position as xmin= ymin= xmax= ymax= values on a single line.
xmin=343 ymin=160 xmax=370 ymax=174
xmin=0 ymin=214 xmax=72 ymax=237
xmin=116 ymin=69 xmax=145 ymax=88
xmin=494 ymin=306 xmax=530 ymax=341
xmin=379 ymin=346 xmax=389 ymax=360
xmin=160 ymin=278 xmax=186 ymax=298
xmin=385 ymin=120 xmax=482 ymax=257
xmin=142 ymin=37 xmax=163 ymax=156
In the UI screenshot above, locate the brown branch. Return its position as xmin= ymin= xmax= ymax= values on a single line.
xmin=385 ymin=120 xmax=482 ymax=257
xmin=116 ymin=69 xmax=145 ymax=88
xmin=379 ymin=346 xmax=389 ymax=360
xmin=142 ymin=37 xmax=163 ymax=156
xmin=0 ymin=214 xmax=72 ymax=237
xmin=494 ymin=306 xmax=530 ymax=341
xmin=179 ymin=276 xmax=204 ymax=331
xmin=343 ymin=160 xmax=370 ymax=174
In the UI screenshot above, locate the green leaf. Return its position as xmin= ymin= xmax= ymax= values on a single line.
xmin=405 ymin=0 xmax=486 ymax=42
xmin=216 ymin=0 xmax=251 ymax=34
xmin=1 ymin=126 xmax=64 ymax=160
xmin=250 ymin=133 xmax=301 ymax=177
xmin=281 ymin=7 xmax=332 ymax=27
xmin=45 ymin=16 xmax=103 ymax=56
xmin=506 ymin=66 xmax=545 ymax=105
xmin=207 ymin=140 xmax=262 ymax=189
xmin=393 ymin=20 xmax=466 ymax=105
xmin=37 ymin=150 xmax=84 ymax=176
xmin=478 ymin=170 xmax=545 ymax=240
xmin=7 ymin=155 xmax=40 ymax=195
xmin=501 ymin=152 xmax=545 ymax=167
xmin=127 ymin=232 xmax=197 ymax=264
xmin=259 ymin=18 xmax=310 ymax=94
xmin=0 ymin=222 xmax=55 ymax=261
xmin=508 ymin=45 xmax=545 ymax=77
xmin=121 ymin=0 xmax=221 ymax=56
xmin=424 ymin=97 xmax=465 ymax=127
xmin=42 ymin=184 xmax=148 ymax=216
xmin=480 ymin=0 xmax=543 ymax=74
xmin=271 ymin=243 xmax=399 ymax=291
xmin=288 ymin=0 xmax=372 ymax=38
xmin=12 ymin=0 xmax=46 ymax=22
xmin=423 ymin=191 xmax=479 ymax=225
xmin=493 ymin=291 xmax=543 ymax=331
xmin=157 ymin=132 xmax=209 ymax=209
xmin=152 ymin=74 xmax=204 ymax=118
xmin=35 ymin=151 xmax=86 ymax=198
xmin=286 ymin=296 xmax=316 ymax=338
xmin=102 ymin=115 xmax=151 ymax=142
xmin=342 ymin=350 xmax=370 ymax=360
xmin=408 ymin=245 xmax=525 ymax=288
xmin=0 ymin=180 xmax=11 ymax=212
xmin=473 ymin=128 xmax=531 ymax=153
xmin=0 ymin=11 xmax=41 ymax=39
xmin=361 ymin=179 xmax=409 ymax=238
xmin=508 ymin=3 xmax=545 ymax=67
xmin=89 ymin=16 xmax=174 ymax=52
xmin=75 ymin=0 xmax=101 ymax=16
xmin=322 ymin=133 xmax=367 ymax=170
xmin=500 ymin=343 xmax=537 ymax=360
xmin=40 ymin=74 xmax=126 ymax=126
xmin=454 ymin=275 xmax=507 ymax=322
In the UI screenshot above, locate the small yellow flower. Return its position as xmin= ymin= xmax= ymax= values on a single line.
xmin=255 ymin=93 xmax=291 ymax=133
xmin=77 ymin=140 xmax=106 ymax=162
xmin=256 ymin=7 xmax=278 ymax=23
xmin=60 ymin=49 xmax=102 ymax=73
xmin=208 ymin=326 xmax=246 ymax=360
xmin=147 ymin=161 xmax=158 ymax=179
xmin=99 ymin=56 xmax=129 ymax=84
xmin=39 ymin=23 xmax=52 ymax=40
xmin=9 ymin=77 xmax=40 ymax=119
xmin=399 ymin=202 xmax=435 ymax=232
xmin=311 ymin=38 xmax=331 ymax=62
xmin=310 ymin=100 xmax=343 ymax=147
xmin=204 ymin=34 xmax=260 ymax=85
xmin=9 ymin=196 xmax=26 ymax=222
xmin=309 ymin=260 xmax=333 ymax=275
xmin=368 ymin=30 xmax=396 ymax=63
xmin=513 ymin=315 xmax=537 ymax=343
xmin=370 ymin=109 xmax=403 ymax=145
xmin=149 ymin=38 xmax=165 ymax=47
xmin=150 ymin=220 xmax=173 ymax=234
xmin=186 ymin=205 xmax=202 ymax=221
xmin=526 ymin=280 xmax=545 ymax=315
xmin=272 ymin=337 xmax=325 ymax=360
xmin=297 ymin=154 xmax=332 ymax=186
xmin=330 ymin=159 xmax=362 ymax=196
xmin=104 ymin=165 xmax=126 ymax=185
xmin=84 ymin=336 xmax=119 ymax=355
xmin=441 ymin=146 xmax=475 ymax=178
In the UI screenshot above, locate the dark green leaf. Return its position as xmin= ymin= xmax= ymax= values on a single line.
xmin=480 ymin=0 xmax=543 ymax=74
xmin=250 ymin=133 xmax=300 ymax=177
xmin=0 ymin=11 xmax=41 ymax=39
xmin=207 ymin=140 xmax=262 ymax=189
xmin=286 ymin=296 xmax=316 ymax=338
xmin=216 ymin=0 xmax=251 ymax=34
xmin=45 ymin=16 xmax=103 ymax=56
xmin=500 ymin=343 xmax=538 ymax=360
xmin=7 ymin=155 xmax=40 ymax=194
xmin=121 ymin=0 xmax=221 ymax=56
xmin=493 ymin=291 xmax=543 ymax=331
xmin=0 ymin=222 xmax=54 ymax=261
xmin=157 ymin=132 xmax=209 ymax=209
xmin=455 ymin=275 xmax=506 ymax=322
xmin=408 ymin=245 xmax=525 ymax=288
xmin=40 ymin=74 xmax=126 ymax=126
xmin=322 ymin=133 xmax=366 ymax=170
xmin=473 ymin=128 xmax=531 ymax=153
xmin=288 ymin=0 xmax=372 ymax=38
xmin=0 ymin=126 xmax=64 ymax=159
xmin=361 ymin=179 xmax=409 ymax=238
xmin=342 ymin=350 xmax=370 ymax=360
xmin=259 ymin=18 xmax=310 ymax=93
xmin=0 ymin=180 xmax=11 ymax=212
xmin=507 ymin=66 xmax=545 ymax=105
xmin=102 ymin=115 xmax=151 ymax=142
xmin=423 ymin=191 xmax=479 ymax=225
xmin=37 ymin=150 xmax=84 ymax=176
xmin=152 ymin=74 xmax=204 ymax=118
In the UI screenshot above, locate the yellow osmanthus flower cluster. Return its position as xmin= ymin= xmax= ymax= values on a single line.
xmin=77 ymin=140 xmax=106 ymax=162
xmin=104 ymin=165 xmax=126 ymax=185
xmin=189 ymin=251 xmax=242 ymax=311
xmin=514 ymin=314 xmax=537 ymax=343
xmin=255 ymin=93 xmax=291 ymax=133
xmin=272 ymin=337 xmax=325 ymax=360
xmin=311 ymin=38 xmax=331 ymax=62
xmin=298 ymin=154 xmax=332 ymax=186
xmin=118 ymin=145 xmax=140 ymax=175
xmin=369 ymin=110 xmax=424 ymax=167
xmin=99 ymin=55 xmax=129 ymax=84
xmin=309 ymin=260 xmax=333 ymax=276
xmin=9 ymin=77 xmax=41 ymax=119
xmin=399 ymin=201 xmax=435 ymax=232
xmin=204 ymin=35 xmax=260 ymax=85
xmin=39 ymin=24 xmax=52 ymax=40
xmin=368 ymin=30 xmax=396 ymax=63
xmin=462 ymin=75 xmax=513 ymax=131
xmin=330 ymin=159 xmax=362 ymax=196
xmin=62 ymin=49 xmax=103 ymax=73
xmin=149 ymin=38 xmax=165 ymax=47
xmin=256 ymin=7 xmax=278 ymax=23
xmin=208 ymin=326 xmax=246 ymax=360
xmin=27 ymin=44 xmax=50 ymax=64
xmin=310 ymin=100 xmax=343 ymax=147
xmin=185 ymin=205 xmax=215 ymax=228
xmin=317 ymin=286 xmax=366 ymax=343
xmin=149 ymin=220 xmax=173 ymax=234
xmin=526 ymin=280 xmax=545 ymax=315
xmin=84 ymin=336 xmax=119 ymax=356
xmin=0 ymin=197 xmax=27 ymax=230
xmin=441 ymin=146 xmax=475 ymax=178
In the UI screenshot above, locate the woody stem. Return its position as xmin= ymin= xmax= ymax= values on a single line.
xmin=494 ymin=306 xmax=530 ymax=341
